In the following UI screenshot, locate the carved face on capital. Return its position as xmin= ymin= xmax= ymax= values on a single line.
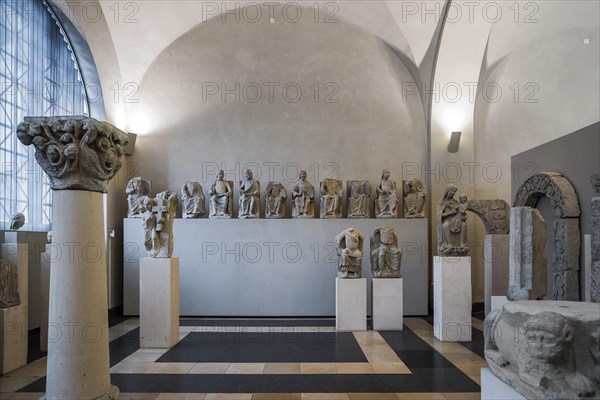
xmin=80 ymin=121 xmax=127 ymax=183
xmin=523 ymin=312 xmax=572 ymax=362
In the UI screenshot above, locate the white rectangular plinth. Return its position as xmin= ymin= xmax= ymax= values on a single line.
xmin=372 ymin=278 xmax=403 ymax=331
xmin=336 ymin=278 xmax=366 ymax=331
xmin=481 ymin=368 xmax=525 ymax=400
xmin=140 ymin=257 xmax=180 ymax=348
xmin=491 ymin=296 xmax=509 ymax=312
xmin=433 ymin=256 xmax=472 ymax=342
xmin=1 ymin=243 xmax=28 ymax=305
xmin=40 ymin=251 xmax=51 ymax=352
xmin=0 ymin=304 xmax=28 ymax=374
xmin=484 ymin=234 xmax=509 ymax=316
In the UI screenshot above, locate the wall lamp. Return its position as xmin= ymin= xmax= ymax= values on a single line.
xmin=124 ymin=132 xmax=137 ymax=155
xmin=447 ymin=131 xmax=462 ymax=153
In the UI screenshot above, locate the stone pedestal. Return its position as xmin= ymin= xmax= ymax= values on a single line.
xmin=433 ymin=256 xmax=472 ymax=342
xmin=40 ymin=248 xmax=51 ymax=353
xmin=0 ymin=304 xmax=28 ymax=374
xmin=481 ymin=368 xmax=525 ymax=400
xmin=484 ymin=234 xmax=509 ymax=316
xmin=45 ymin=191 xmax=115 ymax=399
xmin=336 ymin=278 xmax=366 ymax=331
xmin=140 ymin=257 xmax=180 ymax=348
xmin=1 ymin=241 xmax=28 ymax=306
xmin=372 ymin=278 xmax=403 ymax=331
xmin=490 ymin=296 xmax=509 ymax=312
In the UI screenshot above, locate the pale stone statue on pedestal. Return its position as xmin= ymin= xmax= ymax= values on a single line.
xmin=0 ymin=260 xmax=20 ymax=308
xmin=320 ymin=179 xmax=342 ymax=218
xmin=126 ymin=177 xmax=151 ymax=218
xmin=266 ymin=182 xmax=287 ymax=218
xmin=484 ymin=301 xmax=600 ymax=399
xmin=370 ymin=227 xmax=402 ymax=278
xmin=403 ymin=179 xmax=426 ymax=218
xmin=375 ymin=169 xmax=398 ymax=218
xmin=591 ymin=173 xmax=600 ymax=303
xmin=347 ymin=180 xmax=371 ymax=218
xmin=292 ymin=170 xmax=315 ymax=219
xmin=181 ymin=181 xmax=205 ymax=218
xmin=437 ymin=185 xmax=470 ymax=256
xmin=209 ymin=170 xmax=233 ymax=218
xmin=238 ymin=169 xmax=260 ymax=219
xmin=336 ymin=228 xmax=364 ymax=278
xmin=9 ymin=213 xmax=25 ymax=231
xmin=142 ymin=191 xmax=177 ymax=258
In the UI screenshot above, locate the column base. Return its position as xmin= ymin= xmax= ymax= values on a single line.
xmin=336 ymin=278 xmax=366 ymax=331
xmin=372 ymin=278 xmax=403 ymax=331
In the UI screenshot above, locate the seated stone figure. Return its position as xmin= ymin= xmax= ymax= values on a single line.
xmin=181 ymin=181 xmax=205 ymax=218
xmin=403 ymin=178 xmax=426 ymax=218
xmin=320 ymin=179 xmax=343 ymax=218
xmin=266 ymin=182 xmax=287 ymax=218
xmin=209 ymin=170 xmax=233 ymax=218
xmin=335 ymin=228 xmax=364 ymax=279
xmin=292 ymin=170 xmax=315 ymax=219
xmin=375 ymin=169 xmax=398 ymax=218
xmin=348 ymin=180 xmax=371 ymax=218
xmin=238 ymin=169 xmax=260 ymax=218
xmin=142 ymin=191 xmax=177 ymax=258
xmin=370 ymin=227 xmax=402 ymax=278
xmin=126 ymin=176 xmax=151 ymax=218
xmin=0 ymin=260 xmax=20 ymax=308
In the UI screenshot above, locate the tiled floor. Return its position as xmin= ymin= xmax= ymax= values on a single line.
xmin=0 ymin=317 xmax=483 ymax=399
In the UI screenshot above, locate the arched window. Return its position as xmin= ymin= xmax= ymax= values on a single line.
xmin=1 ymin=0 xmax=88 ymax=231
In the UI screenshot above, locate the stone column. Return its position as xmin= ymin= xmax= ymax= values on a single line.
xmin=17 ymin=116 xmax=128 ymax=400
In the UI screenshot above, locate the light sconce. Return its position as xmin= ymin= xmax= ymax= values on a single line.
xmin=124 ymin=133 xmax=137 ymax=155
xmin=447 ymin=131 xmax=461 ymax=153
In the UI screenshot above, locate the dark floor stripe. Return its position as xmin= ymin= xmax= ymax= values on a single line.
xmin=179 ymin=318 xmax=337 ymax=327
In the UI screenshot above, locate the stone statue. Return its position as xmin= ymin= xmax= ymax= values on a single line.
xmin=0 ymin=260 xmax=20 ymax=308
xmin=375 ymin=169 xmax=398 ymax=218
xmin=370 ymin=227 xmax=402 ymax=278
xmin=320 ymin=179 xmax=343 ymax=218
xmin=292 ymin=170 xmax=315 ymax=219
xmin=484 ymin=301 xmax=600 ymax=399
xmin=9 ymin=213 xmax=25 ymax=230
xmin=403 ymin=179 xmax=426 ymax=218
xmin=209 ymin=170 xmax=233 ymax=218
xmin=16 ymin=116 xmax=128 ymax=192
xmin=265 ymin=182 xmax=287 ymax=218
xmin=591 ymin=173 xmax=600 ymax=303
xmin=335 ymin=228 xmax=364 ymax=279
xmin=238 ymin=169 xmax=260 ymax=219
xmin=142 ymin=191 xmax=177 ymax=258
xmin=181 ymin=181 xmax=205 ymax=219
xmin=436 ymin=185 xmax=469 ymax=256
xmin=347 ymin=180 xmax=371 ymax=218
xmin=126 ymin=177 xmax=151 ymax=218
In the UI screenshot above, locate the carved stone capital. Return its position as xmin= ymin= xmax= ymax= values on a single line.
xmin=466 ymin=199 xmax=510 ymax=234
xmin=17 ymin=116 xmax=128 ymax=192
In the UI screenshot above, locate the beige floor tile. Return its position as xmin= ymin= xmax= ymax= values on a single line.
xmin=370 ymin=362 xmax=411 ymax=374
xmin=352 ymin=332 xmax=386 ymax=345
xmin=204 ymin=394 xmax=253 ymax=400
xmin=0 ymin=376 xmax=39 ymax=393
xmin=123 ymin=351 xmax=167 ymax=363
xmin=467 ymin=375 xmax=481 ymax=385
xmin=363 ymin=353 xmax=402 ymax=363
xmin=262 ymin=363 xmax=301 ymax=374
xmin=6 ymin=358 xmax=47 ymax=377
xmin=301 ymin=394 xmax=350 ymax=400
xmin=156 ymin=394 xmax=206 ymax=400
xmin=442 ymin=393 xmax=480 ymax=400
xmin=111 ymin=362 xmax=158 ymax=374
xmin=335 ymin=363 xmax=373 ymax=374
xmin=471 ymin=317 xmax=484 ymax=332
xmin=300 ymin=363 xmax=338 ymax=374
xmin=151 ymin=363 xmax=196 ymax=374
xmin=189 ymin=363 xmax=231 ymax=374
xmin=226 ymin=363 xmax=265 ymax=374
xmin=396 ymin=393 xmax=446 ymax=400
xmin=252 ymin=394 xmax=301 ymax=400
xmin=122 ymin=394 xmax=160 ymax=400
xmin=348 ymin=393 xmax=399 ymax=400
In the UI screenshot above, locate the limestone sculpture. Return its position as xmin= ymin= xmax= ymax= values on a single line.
xmin=466 ymin=199 xmax=510 ymax=234
xmin=508 ymin=207 xmax=547 ymax=301
xmin=238 ymin=169 xmax=260 ymax=219
xmin=370 ymin=227 xmax=402 ymax=278
xmin=0 ymin=260 xmax=20 ymax=308
xmin=375 ymin=169 xmax=398 ymax=218
xmin=126 ymin=177 xmax=151 ymax=218
xmin=591 ymin=173 xmax=600 ymax=303
xmin=403 ymin=179 xmax=426 ymax=218
xmin=347 ymin=180 xmax=371 ymax=218
xmin=142 ymin=191 xmax=177 ymax=258
xmin=181 ymin=181 xmax=205 ymax=218
xmin=292 ymin=170 xmax=315 ymax=219
xmin=16 ymin=116 xmax=128 ymax=192
xmin=335 ymin=228 xmax=364 ymax=278
xmin=209 ymin=170 xmax=233 ymax=218
xmin=9 ymin=213 xmax=25 ymax=230
xmin=436 ymin=185 xmax=469 ymax=256
xmin=484 ymin=301 xmax=600 ymax=399
xmin=266 ymin=182 xmax=287 ymax=218
xmin=320 ymin=179 xmax=343 ymax=218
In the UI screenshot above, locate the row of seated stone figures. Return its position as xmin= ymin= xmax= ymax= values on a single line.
xmin=335 ymin=226 xmax=403 ymax=279
xmin=127 ymin=170 xmax=427 ymax=220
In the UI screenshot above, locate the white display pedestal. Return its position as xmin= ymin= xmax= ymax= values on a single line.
xmin=433 ymin=256 xmax=472 ymax=342
xmin=481 ymin=368 xmax=525 ymax=400
xmin=491 ymin=296 xmax=509 ymax=312
xmin=140 ymin=257 xmax=180 ymax=348
xmin=372 ymin=278 xmax=403 ymax=331
xmin=0 ymin=304 xmax=28 ymax=374
xmin=336 ymin=278 xmax=366 ymax=331
xmin=484 ymin=234 xmax=509 ymax=316
xmin=1 ymin=240 xmax=29 ymax=306
xmin=40 ymin=248 xmax=51 ymax=352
